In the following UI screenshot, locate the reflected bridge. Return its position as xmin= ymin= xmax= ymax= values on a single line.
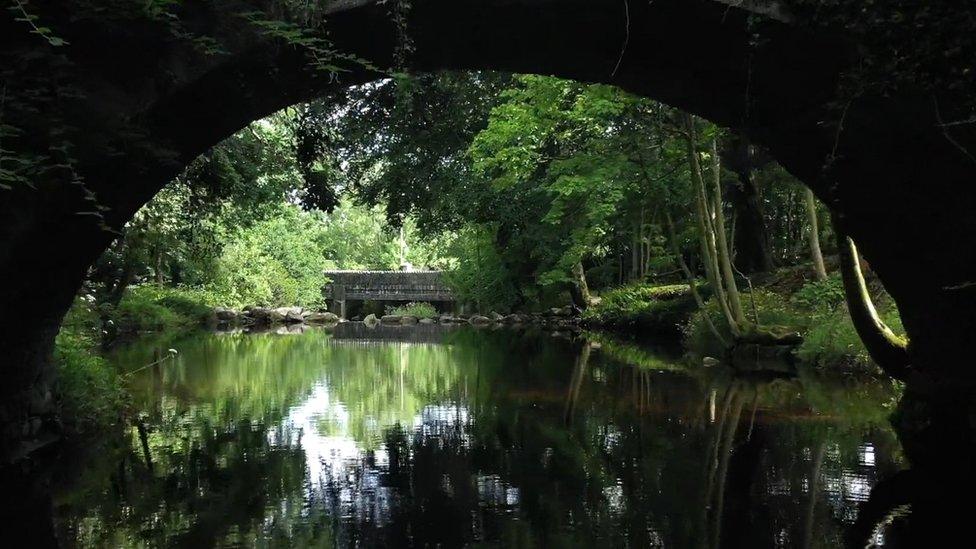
xmin=323 ymin=270 xmax=455 ymax=318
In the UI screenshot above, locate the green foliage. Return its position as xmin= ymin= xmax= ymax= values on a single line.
xmin=442 ymin=226 xmax=519 ymax=312
xmin=684 ymin=289 xmax=805 ymax=357
xmin=55 ymin=300 xmax=127 ymax=434
xmin=797 ymin=308 xmax=905 ymax=376
xmin=468 ymin=76 xmax=657 ymax=292
xmin=385 ymin=302 xmax=438 ymax=319
xmin=582 ymin=284 xmax=698 ymax=335
xmin=791 ymin=274 xmax=845 ymax=314
xmin=113 ymin=285 xmax=213 ymax=334
xmin=681 ymin=270 xmax=907 ymax=375
xmin=206 ymin=205 xmax=328 ymax=308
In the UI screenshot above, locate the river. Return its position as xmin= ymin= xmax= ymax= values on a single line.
xmin=49 ymin=324 xmax=904 ymax=547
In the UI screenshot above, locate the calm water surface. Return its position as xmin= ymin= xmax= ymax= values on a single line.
xmin=52 ymin=325 xmax=904 ymax=547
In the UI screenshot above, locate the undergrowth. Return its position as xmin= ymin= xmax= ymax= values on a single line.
xmin=385 ymin=301 xmax=438 ymax=319
xmin=583 ymin=283 xmax=699 ymax=336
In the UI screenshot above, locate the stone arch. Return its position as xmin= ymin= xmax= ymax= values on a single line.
xmin=2 ymin=0 xmax=976 ymax=457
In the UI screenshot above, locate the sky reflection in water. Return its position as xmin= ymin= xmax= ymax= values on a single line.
xmin=54 ymin=326 xmax=905 ymax=547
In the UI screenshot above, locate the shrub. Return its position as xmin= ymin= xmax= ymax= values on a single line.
xmin=791 ymin=274 xmax=845 ymax=314
xmin=54 ymin=323 xmax=127 ymax=434
xmin=797 ymin=307 xmax=904 ymax=376
xmin=443 ymin=226 xmax=519 ymax=312
xmin=113 ymin=285 xmax=213 ymax=334
xmin=386 ymin=302 xmax=439 ymax=319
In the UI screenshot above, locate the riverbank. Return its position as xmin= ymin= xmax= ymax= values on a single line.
xmin=582 ymin=266 xmax=904 ymax=377
xmin=52 ymin=267 xmax=898 ymax=443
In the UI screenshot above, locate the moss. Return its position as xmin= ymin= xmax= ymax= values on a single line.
xmin=583 ymin=283 xmax=699 ymax=336
xmin=683 ymin=289 xmax=807 ymax=358
xmin=681 ymin=272 xmax=905 ymax=376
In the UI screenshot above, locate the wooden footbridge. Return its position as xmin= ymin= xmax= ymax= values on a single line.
xmin=323 ymin=270 xmax=455 ymax=317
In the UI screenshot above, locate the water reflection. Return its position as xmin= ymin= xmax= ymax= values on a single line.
xmin=47 ymin=327 xmax=908 ymax=547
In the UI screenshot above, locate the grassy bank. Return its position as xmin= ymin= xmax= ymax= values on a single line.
xmin=111 ymin=285 xmax=215 ymax=335
xmin=581 ymin=284 xmax=700 ymax=336
xmin=54 ymin=285 xmax=217 ymax=436
xmin=586 ymin=270 xmax=904 ymax=376
xmin=55 ymin=298 xmax=129 ymax=435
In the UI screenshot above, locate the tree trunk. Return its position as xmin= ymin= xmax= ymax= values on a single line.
xmin=710 ymin=138 xmax=747 ymax=326
xmin=154 ymin=248 xmax=164 ymax=285
xmin=730 ymin=173 xmax=773 ymax=272
xmin=721 ymin=135 xmax=774 ymax=273
xmin=569 ymin=262 xmax=592 ymax=309
xmin=835 ymin=226 xmax=910 ymax=380
xmin=804 ymin=187 xmax=828 ymax=281
xmin=666 ymin=214 xmax=728 ymax=347
xmin=684 ymin=116 xmax=735 ymax=329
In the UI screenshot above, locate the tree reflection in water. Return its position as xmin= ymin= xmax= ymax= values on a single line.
xmin=46 ymin=327 xmax=907 ymax=547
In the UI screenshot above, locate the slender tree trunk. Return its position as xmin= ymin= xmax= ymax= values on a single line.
xmin=804 ymin=187 xmax=828 ymax=281
xmin=154 ymin=248 xmax=164 ymax=285
xmin=666 ymin=214 xmax=728 ymax=347
xmin=683 ymin=113 xmax=740 ymax=336
xmin=631 ymin=222 xmax=640 ymax=280
xmin=710 ymin=138 xmax=746 ymax=326
xmin=569 ymin=261 xmax=592 ymax=309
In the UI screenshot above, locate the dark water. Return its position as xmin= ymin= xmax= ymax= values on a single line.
xmin=50 ymin=325 xmax=905 ymax=547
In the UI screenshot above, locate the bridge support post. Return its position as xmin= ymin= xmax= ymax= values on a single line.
xmin=333 ymin=284 xmax=347 ymax=319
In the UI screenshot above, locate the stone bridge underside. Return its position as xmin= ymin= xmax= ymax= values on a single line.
xmin=323 ymin=271 xmax=454 ymax=317
xmin=2 ymin=0 xmax=976 ymax=476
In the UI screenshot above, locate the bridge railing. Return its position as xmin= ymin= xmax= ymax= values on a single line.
xmin=323 ymin=270 xmax=455 ymax=303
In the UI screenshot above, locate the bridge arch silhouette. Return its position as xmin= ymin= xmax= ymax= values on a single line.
xmin=2 ymin=0 xmax=976 ymax=460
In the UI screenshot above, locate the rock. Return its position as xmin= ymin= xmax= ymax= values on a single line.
xmin=364 ymin=313 xmax=379 ymax=325
xmin=419 ymin=317 xmax=436 ymax=324
xmin=469 ymin=315 xmax=491 ymax=325
xmin=351 ymin=315 xmax=363 ymax=321
xmin=401 ymin=315 xmax=419 ymax=325
xmin=275 ymin=307 xmax=304 ymax=323
xmin=439 ymin=314 xmax=457 ymax=323
xmin=305 ymin=311 xmax=339 ymax=324
xmin=489 ymin=311 xmax=505 ymax=322
xmin=246 ymin=307 xmax=274 ymax=324
xmin=267 ymin=308 xmax=287 ymax=324
xmin=214 ymin=307 xmax=239 ymax=322
xmin=381 ymin=314 xmax=403 ymax=324
xmin=547 ymin=307 xmax=562 ymax=317
xmin=702 ymin=356 xmax=721 ymax=367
